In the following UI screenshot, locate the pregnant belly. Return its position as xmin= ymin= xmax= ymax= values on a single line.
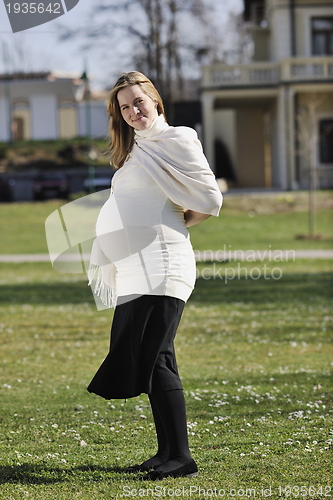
xmin=115 ymin=234 xmax=195 ymax=296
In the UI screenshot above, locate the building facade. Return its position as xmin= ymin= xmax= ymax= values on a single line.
xmin=201 ymin=0 xmax=333 ymax=189
xmin=0 ymin=71 xmax=109 ymax=142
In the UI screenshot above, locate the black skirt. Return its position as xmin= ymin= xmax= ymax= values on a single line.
xmin=87 ymin=295 xmax=185 ymax=399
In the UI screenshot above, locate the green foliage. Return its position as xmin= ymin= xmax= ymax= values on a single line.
xmin=0 ymin=137 xmax=109 ymax=172
xmin=0 ymin=144 xmax=8 ymax=160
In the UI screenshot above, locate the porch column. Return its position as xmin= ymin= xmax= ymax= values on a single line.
xmin=277 ymin=86 xmax=288 ymax=190
xmin=201 ymin=93 xmax=215 ymax=172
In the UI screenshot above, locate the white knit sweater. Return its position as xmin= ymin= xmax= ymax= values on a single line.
xmin=89 ymin=115 xmax=222 ymax=308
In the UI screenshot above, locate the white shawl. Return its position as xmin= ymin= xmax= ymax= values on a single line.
xmin=131 ymin=114 xmax=222 ymax=215
xmin=88 ymin=114 xmax=222 ymax=309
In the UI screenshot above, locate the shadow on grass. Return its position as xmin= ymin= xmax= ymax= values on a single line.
xmin=0 ymin=463 xmax=139 ymax=485
xmin=0 ymin=273 xmax=332 ymax=306
xmin=190 ymin=272 xmax=333 ymax=305
xmin=0 ymin=283 xmax=93 ymax=305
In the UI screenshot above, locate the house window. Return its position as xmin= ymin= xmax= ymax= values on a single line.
xmin=312 ymin=18 xmax=333 ymax=55
xmin=251 ymin=1 xmax=265 ymax=26
xmin=319 ymin=119 xmax=333 ymax=164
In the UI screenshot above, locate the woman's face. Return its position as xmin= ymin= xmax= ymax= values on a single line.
xmin=117 ymin=84 xmax=159 ymax=131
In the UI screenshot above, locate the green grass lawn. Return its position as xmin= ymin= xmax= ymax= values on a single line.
xmin=1 ymin=191 xmax=333 ymax=254
xmin=0 ymin=260 xmax=332 ymax=499
xmin=0 ymin=194 xmax=332 ymax=499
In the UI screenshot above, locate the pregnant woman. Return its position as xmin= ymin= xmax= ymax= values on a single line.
xmin=87 ymin=71 xmax=222 ymax=480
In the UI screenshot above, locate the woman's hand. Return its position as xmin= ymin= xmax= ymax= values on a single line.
xmin=184 ymin=210 xmax=211 ymax=228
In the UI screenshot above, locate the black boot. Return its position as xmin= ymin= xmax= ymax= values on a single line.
xmin=126 ymin=394 xmax=169 ymax=472
xmin=142 ymin=389 xmax=197 ymax=480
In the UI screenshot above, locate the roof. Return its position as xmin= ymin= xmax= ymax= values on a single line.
xmin=0 ymin=71 xmax=82 ymax=82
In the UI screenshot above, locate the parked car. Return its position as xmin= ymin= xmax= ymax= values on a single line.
xmin=0 ymin=174 xmax=14 ymax=202
xmin=83 ymin=174 xmax=113 ymax=193
xmin=33 ymin=173 xmax=69 ymax=200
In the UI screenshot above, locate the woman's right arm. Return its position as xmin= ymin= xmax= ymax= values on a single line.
xmin=184 ymin=210 xmax=211 ymax=228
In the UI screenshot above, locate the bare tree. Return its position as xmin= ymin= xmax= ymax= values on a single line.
xmin=204 ymin=11 xmax=253 ymax=65
xmin=58 ymin=0 xmax=246 ymax=115
xmin=59 ymin=0 xmax=207 ymax=109
xmin=1 ymin=38 xmax=36 ymax=74
xmin=296 ymin=93 xmax=327 ymax=237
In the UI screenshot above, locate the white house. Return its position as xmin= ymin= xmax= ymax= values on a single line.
xmin=201 ymin=0 xmax=333 ymax=189
xmin=0 ymin=71 xmax=109 ymax=142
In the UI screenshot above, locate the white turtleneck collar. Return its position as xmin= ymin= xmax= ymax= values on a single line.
xmin=135 ymin=113 xmax=169 ymax=139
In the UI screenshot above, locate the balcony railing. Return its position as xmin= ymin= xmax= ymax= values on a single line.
xmin=204 ymin=62 xmax=279 ymax=87
xmin=282 ymin=57 xmax=333 ymax=80
xmin=202 ymin=57 xmax=333 ymax=88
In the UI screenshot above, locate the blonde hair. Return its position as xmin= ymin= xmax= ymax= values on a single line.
xmin=107 ymin=71 xmax=167 ymax=169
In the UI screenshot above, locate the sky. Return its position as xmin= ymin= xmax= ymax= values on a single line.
xmin=0 ymin=0 xmax=243 ymax=90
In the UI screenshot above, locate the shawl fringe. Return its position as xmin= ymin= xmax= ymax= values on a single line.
xmin=88 ymin=258 xmax=117 ymax=309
